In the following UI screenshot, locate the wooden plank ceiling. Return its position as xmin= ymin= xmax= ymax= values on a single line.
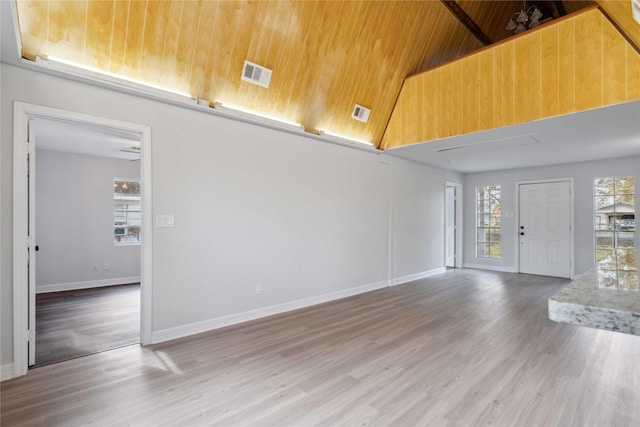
xmin=382 ymin=6 xmax=640 ymax=149
xmin=15 ymin=0 xmax=602 ymax=149
xmin=597 ymin=0 xmax=640 ymax=50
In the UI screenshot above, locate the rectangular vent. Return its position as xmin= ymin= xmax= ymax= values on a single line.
xmin=242 ymin=60 xmax=272 ymax=88
xmin=352 ymin=104 xmax=371 ymax=123
xmin=633 ymin=0 xmax=640 ymax=24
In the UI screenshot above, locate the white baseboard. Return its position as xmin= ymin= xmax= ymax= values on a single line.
xmin=463 ymin=263 xmax=517 ymax=273
xmin=152 ymin=279 xmax=390 ymax=344
xmin=392 ymin=267 xmax=447 ymax=286
xmin=36 ymin=276 xmax=141 ymax=294
xmin=1 ymin=363 xmax=15 ymax=382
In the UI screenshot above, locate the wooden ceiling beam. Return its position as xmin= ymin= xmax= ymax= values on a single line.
xmin=440 ymin=0 xmax=493 ymax=46
xmin=546 ymin=1 xmax=562 ymax=18
xmin=552 ymin=0 xmax=568 ymax=17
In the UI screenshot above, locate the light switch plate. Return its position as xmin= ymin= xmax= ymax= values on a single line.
xmin=156 ymin=214 xmax=175 ymax=228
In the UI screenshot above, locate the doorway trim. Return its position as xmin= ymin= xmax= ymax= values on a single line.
xmin=12 ymin=102 xmax=153 ymax=378
xmin=515 ymin=178 xmax=574 ymax=279
xmin=445 ymin=181 xmax=464 ymax=268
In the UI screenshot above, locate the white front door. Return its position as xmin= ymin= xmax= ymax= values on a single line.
xmin=519 ymin=181 xmax=572 ymax=278
xmin=445 ymin=186 xmax=456 ymax=267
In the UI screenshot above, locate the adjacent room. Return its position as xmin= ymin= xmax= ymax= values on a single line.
xmin=33 ymin=118 xmax=142 ymax=366
xmin=1 ymin=0 xmax=640 ymax=425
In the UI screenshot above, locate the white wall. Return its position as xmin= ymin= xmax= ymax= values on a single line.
xmin=35 ymin=150 xmax=141 ymax=292
xmin=393 ymin=160 xmax=455 ymax=282
xmin=1 ymin=64 xmax=452 ymax=368
xmin=464 ymin=156 xmax=640 ymax=275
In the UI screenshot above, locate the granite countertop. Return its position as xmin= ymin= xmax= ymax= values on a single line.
xmin=548 ymin=269 xmax=640 ymax=335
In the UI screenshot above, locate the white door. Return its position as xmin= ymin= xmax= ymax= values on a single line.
xmin=519 ymin=181 xmax=571 ymax=278
xmin=27 ymin=120 xmax=37 ymax=366
xmin=445 ymin=186 xmax=456 ymax=267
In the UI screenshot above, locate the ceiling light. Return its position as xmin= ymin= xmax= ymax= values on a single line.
xmin=318 ymin=130 xmax=375 ymax=147
xmin=35 ymin=55 xmax=192 ymax=100
xmin=213 ymin=102 xmax=303 ymax=131
xmin=505 ymin=2 xmax=543 ymax=34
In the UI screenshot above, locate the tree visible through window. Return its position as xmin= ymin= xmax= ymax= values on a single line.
xmin=477 ymin=185 xmax=501 ymax=259
xmin=594 ymin=177 xmax=637 ymax=290
xmin=114 ymin=179 xmax=141 ymax=244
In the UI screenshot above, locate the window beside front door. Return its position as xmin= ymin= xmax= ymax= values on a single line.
xmin=476 ymin=185 xmax=501 ymax=259
xmin=594 ymin=177 xmax=637 ymax=290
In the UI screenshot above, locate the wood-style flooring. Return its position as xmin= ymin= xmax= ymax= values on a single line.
xmin=35 ymin=284 xmax=140 ymax=366
xmin=3 ymin=269 xmax=640 ymax=426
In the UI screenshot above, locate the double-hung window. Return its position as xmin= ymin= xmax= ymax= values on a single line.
xmin=114 ymin=179 xmax=141 ymax=245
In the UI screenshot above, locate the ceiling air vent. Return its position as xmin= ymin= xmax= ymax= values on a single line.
xmin=242 ymin=60 xmax=272 ymax=88
xmin=352 ymin=104 xmax=371 ymax=123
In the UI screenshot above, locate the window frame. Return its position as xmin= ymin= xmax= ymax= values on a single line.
xmin=476 ymin=185 xmax=502 ymax=259
xmin=594 ymin=176 xmax=637 ymax=290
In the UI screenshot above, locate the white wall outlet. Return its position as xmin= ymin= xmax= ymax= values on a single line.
xmin=91 ymin=264 xmax=98 ymax=271
xmin=104 ymin=263 xmax=110 ymax=271
xmin=256 ymin=283 xmax=263 ymax=295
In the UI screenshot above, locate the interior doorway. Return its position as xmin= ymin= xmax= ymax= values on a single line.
xmin=445 ymin=182 xmax=463 ymax=268
xmin=13 ymin=103 xmax=153 ymax=377
xmin=32 ymin=118 xmax=143 ymax=366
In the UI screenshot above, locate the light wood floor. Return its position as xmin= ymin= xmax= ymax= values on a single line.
xmin=35 ymin=284 xmax=140 ymax=366
xmin=3 ymin=269 xmax=640 ymax=426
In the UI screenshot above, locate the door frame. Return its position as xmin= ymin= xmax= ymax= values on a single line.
xmin=12 ymin=102 xmax=153 ymax=378
xmin=445 ymin=181 xmax=463 ymax=268
xmin=515 ymin=178 xmax=574 ymax=279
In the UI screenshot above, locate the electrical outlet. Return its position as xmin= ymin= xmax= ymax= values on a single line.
xmin=256 ymin=283 xmax=263 ymax=295
xmin=104 ymin=263 xmax=110 ymax=271
xmin=92 ymin=264 xmax=98 ymax=271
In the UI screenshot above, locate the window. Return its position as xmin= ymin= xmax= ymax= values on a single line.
xmin=594 ymin=177 xmax=637 ymax=290
xmin=114 ymin=179 xmax=141 ymax=245
xmin=476 ymin=185 xmax=501 ymax=258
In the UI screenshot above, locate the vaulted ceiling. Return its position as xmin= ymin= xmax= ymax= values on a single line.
xmin=15 ymin=0 xmax=632 ymax=150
